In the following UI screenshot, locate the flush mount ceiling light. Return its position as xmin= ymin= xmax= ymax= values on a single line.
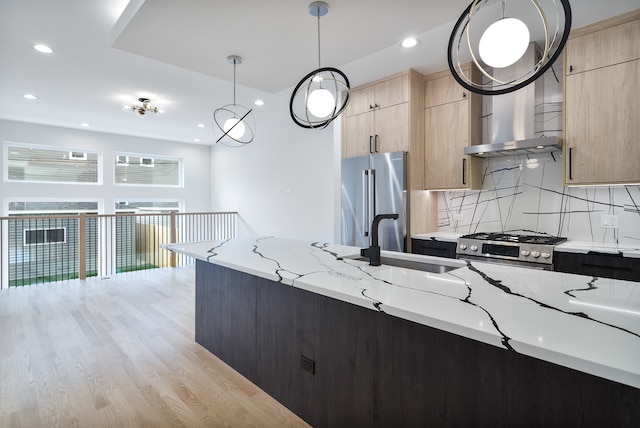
xmin=123 ymin=98 xmax=164 ymax=116
xmin=34 ymin=44 xmax=53 ymax=54
xmin=289 ymin=1 xmax=350 ymax=129
xmin=448 ymin=0 xmax=571 ymax=95
xmin=401 ymin=37 xmax=419 ymax=48
xmin=213 ymin=55 xmax=256 ymax=147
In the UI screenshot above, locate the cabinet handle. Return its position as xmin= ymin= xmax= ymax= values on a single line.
xmin=462 ymin=93 xmax=467 ymax=98
xmin=569 ymin=65 xmax=573 ymax=73
xmin=374 ymin=135 xmax=379 ymax=153
xmin=568 ymin=147 xmax=573 ymax=180
xmin=462 ymin=158 xmax=467 ymax=185
xmin=369 ymin=136 xmax=373 ymax=153
xmin=369 ymin=104 xmax=375 ymax=110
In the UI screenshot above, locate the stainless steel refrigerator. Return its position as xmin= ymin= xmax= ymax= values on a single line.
xmin=341 ymin=151 xmax=406 ymax=252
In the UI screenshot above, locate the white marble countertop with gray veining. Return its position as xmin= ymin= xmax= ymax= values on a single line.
xmin=164 ymin=237 xmax=640 ymax=389
xmin=555 ymin=241 xmax=640 ymax=258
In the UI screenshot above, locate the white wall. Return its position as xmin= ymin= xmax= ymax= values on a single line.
xmin=209 ymin=90 xmax=336 ymax=242
xmin=0 ymin=119 xmax=211 ymax=214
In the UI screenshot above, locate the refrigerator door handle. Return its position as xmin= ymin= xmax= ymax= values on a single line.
xmin=362 ymin=170 xmax=369 ymax=237
xmin=368 ymin=169 xmax=376 ymax=240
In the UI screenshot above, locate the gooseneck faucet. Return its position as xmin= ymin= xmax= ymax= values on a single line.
xmin=360 ymin=213 xmax=399 ymax=266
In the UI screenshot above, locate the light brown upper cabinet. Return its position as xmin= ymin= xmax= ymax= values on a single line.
xmin=423 ymin=65 xmax=482 ymax=190
xmin=564 ymin=10 xmax=640 ymax=185
xmin=342 ymin=71 xmax=421 ymax=158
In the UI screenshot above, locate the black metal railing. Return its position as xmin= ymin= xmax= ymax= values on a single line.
xmin=0 ymin=211 xmax=237 ymax=288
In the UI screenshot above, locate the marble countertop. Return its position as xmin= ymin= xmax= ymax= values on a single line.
xmin=165 ymin=237 xmax=640 ymax=389
xmin=412 ymin=232 xmax=461 ymax=242
xmin=555 ymin=241 xmax=640 ymax=258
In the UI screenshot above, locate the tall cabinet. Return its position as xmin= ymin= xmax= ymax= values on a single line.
xmin=341 ymin=69 xmax=437 ymax=244
xmin=423 ymin=64 xmax=482 ymax=190
xmin=564 ymin=9 xmax=640 ymax=185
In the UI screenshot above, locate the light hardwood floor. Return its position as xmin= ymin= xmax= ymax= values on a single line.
xmin=0 ymin=266 xmax=310 ymax=428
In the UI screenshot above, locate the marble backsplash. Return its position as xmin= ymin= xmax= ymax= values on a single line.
xmin=437 ymin=153 xmax=640 ymax=247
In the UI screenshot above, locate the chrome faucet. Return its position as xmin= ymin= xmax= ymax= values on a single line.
xmin=360 ymin=213 xmax=399 ymax=266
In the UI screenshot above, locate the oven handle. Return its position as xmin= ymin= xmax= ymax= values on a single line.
xmin=456 ymin=254 xmax=553 ymax=271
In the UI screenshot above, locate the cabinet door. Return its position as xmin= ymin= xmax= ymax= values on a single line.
xmin=566 ymin=18 xmax=640 ymax=75
xmin=374 ymin=103 xmax=409 ymax=153
xmin=343 ymin=111 xmax=374 ymax=158
xmin=374 ymin=74 xmax=409 ymax=108
xmin=565 ymin=60 xmax=640 ymax=185
xmin=425 ymin=70 xmax=469 ymax=108
xmin=345 ymin=86 xmax=375 ymax=117
xmin=424 ymin=100 xmax=470 ymax=189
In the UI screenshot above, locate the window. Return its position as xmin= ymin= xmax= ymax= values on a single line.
xmin=24 ymin=228 xmax=66 ymax=245
xmin=114 ymin=153 xmax=181 ymax=186
xmin=69 ymin=151 xmax=87 ymax=160
xmin=140 ymin=158 xmax=154 ymax=167
xmin=5 ymin=143 xmax=100 ymax=184
xmin=115 ymin=200 xmax=180 ymax=213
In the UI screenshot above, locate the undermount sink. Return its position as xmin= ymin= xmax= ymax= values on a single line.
xmin=341 ymin=253 xmax=465 ymax=274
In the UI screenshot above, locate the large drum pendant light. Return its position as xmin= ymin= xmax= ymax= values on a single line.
xmin=448 ymin=0 xmax=572 ymax=96
xmin=213 ymin=55 xmax=256 ymax=147
xmin=289 ymin=1 xmax=350 ymax=129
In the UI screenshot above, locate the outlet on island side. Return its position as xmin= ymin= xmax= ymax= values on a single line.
xmin=300 ymin=355 xmax=315 ymax=375
xmin=600 ymin=214 xmax=619 ymax=229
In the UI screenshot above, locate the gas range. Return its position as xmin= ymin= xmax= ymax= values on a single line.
xmin=456 ymin=232 xmax=567 ymax=270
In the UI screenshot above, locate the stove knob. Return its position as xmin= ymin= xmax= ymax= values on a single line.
xmin=459 ymin=244 xmax=467 ymax=250
xmin=541 ymin=252 xmax=551 ymax=259
xmin=521 ymin=250 xmax=530 ymax=257
xmin=470 ymin=245 xmax=478 ymax=252
xmin=531 ymin=251 xmax=541 ymax=258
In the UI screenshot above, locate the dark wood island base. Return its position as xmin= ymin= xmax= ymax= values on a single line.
xmin=196 ymin=260 xmax=640 ymax=427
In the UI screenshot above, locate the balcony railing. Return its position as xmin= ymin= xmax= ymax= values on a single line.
xmin=0 ymin=211 xmax=237 ymax=288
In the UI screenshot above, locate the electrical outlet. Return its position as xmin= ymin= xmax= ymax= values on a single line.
xmin=300 ymin=355 xmax=315 ymax=374
xmin=600 ymin=214 xmax=619 ymax=229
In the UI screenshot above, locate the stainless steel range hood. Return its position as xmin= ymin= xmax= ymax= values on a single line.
xmin=464 ymin=136 xmax=562 ymax=158
xmin=465 ymin=44 xmax=563 ymax=158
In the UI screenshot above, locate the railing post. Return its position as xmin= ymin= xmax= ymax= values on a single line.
xmin=170 ymin=211 xmax=177 ymax=267
xmin=79 ymin=213 xmax=87 ymax=280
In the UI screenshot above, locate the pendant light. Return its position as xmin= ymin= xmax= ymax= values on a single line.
xmin=290 ymin=1 xmax=350 ymax=129
xmin=447 ymin=0 xmax=572 ymax=96
xmin=213 ymin=55 xmax=256 ymax=147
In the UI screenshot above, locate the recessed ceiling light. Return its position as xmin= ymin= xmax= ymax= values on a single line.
xmin=401 ymin=37 xmax=419 ymax=48
xmin=23 ymin=94 xmax=38 ymax=100
xmin=194 ymin=138 xmax=201 ymax=142
xmin=34 ymin=44 xmax=53 ymax=54
xmin=197 ymin=123 xmax=205 ymax=128
xmin=80 ymin=123 xmax=90 ymax=127
xmin=254 ymin=99 xmax=264 ymax=106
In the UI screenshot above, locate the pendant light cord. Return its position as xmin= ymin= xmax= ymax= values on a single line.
xmin=501 ymin=0 xmax=506 ymax=19
xmin=316 ymin=7 xmax=322 ymax=68
xmin=232 ymin=59 xmax=237 ymax=106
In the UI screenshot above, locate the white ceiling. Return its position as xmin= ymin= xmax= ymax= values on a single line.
xmin=1 ymin=0 xmax=637 ymax=145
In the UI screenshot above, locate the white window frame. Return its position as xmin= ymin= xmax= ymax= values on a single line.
xmin=3 ymin=141 xmax=103 ymax=185
xmin=69 ymin=151 xmax=87 ymax=160
xmin=140 ymin=157 xmax=154 ymax=167
xmin=23 ymin=227 xmax=67 ymax=246
xmin=114 ymin=151 xmax=183 ymax=188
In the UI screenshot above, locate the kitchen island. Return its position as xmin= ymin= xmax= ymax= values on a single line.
xmin=165 ymin=237 xmax=640 ymax=427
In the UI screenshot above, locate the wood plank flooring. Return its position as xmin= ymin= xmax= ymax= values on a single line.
xmin=0 ymin=266 xmax=311 ymax=428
